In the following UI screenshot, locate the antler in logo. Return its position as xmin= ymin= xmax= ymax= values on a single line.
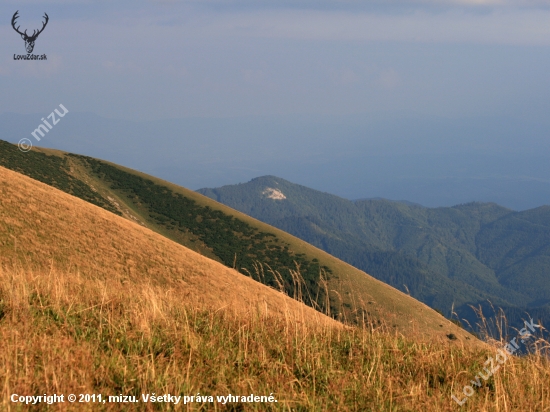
xmin=11 ymin=11 xmax=49 ymax=54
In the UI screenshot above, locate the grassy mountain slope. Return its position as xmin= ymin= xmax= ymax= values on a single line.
xmin=2 ymin=146 xmax=550 ymax=411
xmin=0 ymin=165 xmax=336 ymax=325
xmin=197 ymin=175 xmax=550 ymax=330
xmin=3 ymin=264 xmax=549 ymax=412
xmin=0 ymin=140 xmax=473 ymax=343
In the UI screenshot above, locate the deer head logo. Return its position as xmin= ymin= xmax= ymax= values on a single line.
xmin=11 ymin=11 xmax=49 ymax=54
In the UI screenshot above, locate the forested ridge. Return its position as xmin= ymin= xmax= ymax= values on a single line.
xmin=198 ymin=176 xmax=550 ymax=330
xmin=0 ymin=140 xmax=119 ymax=215
xmin=73 ymin=155 xmax=333 ymax=310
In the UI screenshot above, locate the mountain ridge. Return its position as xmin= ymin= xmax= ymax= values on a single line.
xmin=197 ymin=175 xmax=550 ymax=331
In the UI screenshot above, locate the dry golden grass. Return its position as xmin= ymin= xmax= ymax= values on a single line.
xmin=0 ymin=165 xmax=550 ymax=410
xmin=0 ymin=160 xmax=475 ymax=345
xmin=0 ymin=165 xmax=335 ymax=326
xmin=0 ymin=265 xmax=549 ymax=411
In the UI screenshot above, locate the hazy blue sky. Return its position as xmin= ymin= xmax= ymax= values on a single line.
xmin=3 ymin=0 xmax=550 ymax=120
xmin=2 ymin=0 xmax=550 ymax=209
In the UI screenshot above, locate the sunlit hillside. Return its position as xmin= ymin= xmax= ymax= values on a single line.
xmin=0 ymin=140 xmax=475 ymax=343
xmin=0 ymin=165 xmax=334 ymax=324
xmin=0 ymin=165 xmax=549 ymax=411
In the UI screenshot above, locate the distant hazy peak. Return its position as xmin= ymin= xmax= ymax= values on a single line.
xmin=262 ymin=187 xmax=286 ymax=200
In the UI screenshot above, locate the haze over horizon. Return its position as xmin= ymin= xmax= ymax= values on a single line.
xmin=2 ymin=0 xmax=550 ymax=209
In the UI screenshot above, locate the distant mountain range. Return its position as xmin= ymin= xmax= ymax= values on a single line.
xmin=198 ymin=176 xmax=550 ymax=331
xmin=353 ymin=198 xmax=425 ymax=208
